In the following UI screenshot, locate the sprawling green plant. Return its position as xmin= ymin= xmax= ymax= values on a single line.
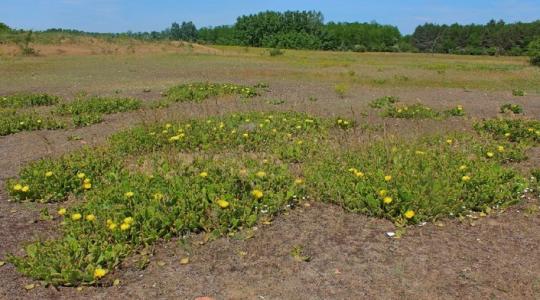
xmin=305 ymin=135 xmax=526 ymax=224
xmin=474 ymin=118 xmax=540 ymax=144
xmin=55 ymin=96 xmax=141 ymax=116
xmin=499 ymin=103 xmax=523 ymax=114
xmin=382 ymin=103 xmax=440 ymax=119
xmin=0 ymin=93 xmax=60 ymax=108
xmin=9 ymin=156 xmax=303 ymax=285
xmin=6 ymin=111 xmax=535 ymax=286
xmin=0 ymin=109 xmax=65 ymax=136
xmin=369 ymin=96 xmax=399 ymax=109
xmin=165 ymin=83 xmax=259 ymax=103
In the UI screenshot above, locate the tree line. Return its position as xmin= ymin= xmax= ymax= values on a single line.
xmin=2 ymin=11 xmax=540 ymax=60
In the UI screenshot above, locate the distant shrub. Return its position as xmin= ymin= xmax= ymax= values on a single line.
xmin=269 ymin=48 xmax=284 ymax=56
xmin=528 ymin=39 xmax=540 ymax=66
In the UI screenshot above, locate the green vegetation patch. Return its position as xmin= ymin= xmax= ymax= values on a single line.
xmin=499 ymin=103 xmax=523 ymax=114
xmin=0 ymin=93 xmax=60 ymax=108
xmin=0 ymin=109 xmax=65 ymax=136
xmin=385 ymin=103 xmax=465 ymax=119
xmin=6 ymin=111 xmax=535 ymax=286
xmin=474 ymin=118 xmax=540 ymax=144
xmin=165 ymin=82 xmax=260 ymax=103
xmin=305 ymin=135 xmax=526 ymax=224
xmin=369 ymin=96 xmax=399 ymax=109
xmin=55 ymin=96 xmax=142 ymax=116
xmin=9 ymin=156 xmax=302 ymax=285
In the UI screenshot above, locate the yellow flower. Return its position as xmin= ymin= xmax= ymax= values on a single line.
xmin=459 ymin=165 xmax=467 ymax=171
xmin=153 ymin=193 xmax=164 ymax=201
xmin=415 ymin=150 xmax=426 ymax=155
xmin=337 ymin=119 xmax=343 ymax=124
xmin=384 ymin=175 xmax=392 ymax=182
xmin=446 ymin=139 xmax=453 ymax=145
xmin=120 ymin=223 xmax=130 ymax=231
xmin=45 ymin=171 xmax=54 ymax=177
xmin=486 ymin=152 xmax=494 ymax=158
xmin=21 ymin=185 xmax=30 ymax=192
xmin=199 ymin=171 xmax=208 ymax=178
xmin=85 ymin=214 xmax=96 ymax=222
xmin=462 ymin=175 xmax=471 ymax=182
xmin=348 ymin=167 xmax=358 ymax=173
xmin=497 ymin=146 xmax=505 ymax=152
xmin=58 ymin=208 xmax=67 ymax=216
xmin=404 ymin=210 xmax=415 ymax=219
xmin=294 ymin=178 xmax=304 ymax=185
xmin=383 ymin=197 xmax=393 ymax=204
xmin=242 ymin=133 xmax=249 ymax=138
xmin=168 ymin=135 xmax=181 ymax=142
xmin=457 ymin=105 xmax=463 ymax=110
xmin=123 ymin=217 xmax=134 ymax=224
xmin=504 ymin=132 xmax=511 ymax=137
xmin=124 ymin=191 xmax=134 ymax=198
xmin=251 ymin=189 xmax=264 ymax=199
xmin=13 ymin=184 xmax=22 ymax=191
xmin=165 ymin=123 xmax=172 ymax=129
xmin=378 ymin=189 xmax=387 ymax=197
xmin=256 ymin=171 xmax=266 ymax=178
xmin=77 ymin=172 xmax=86 ymax=179
xmin=354 ymin=171 xmax=364 ymax=178
xmin=108 ymin=222 xmax=117 ymax=230
xmin=83 ymin=182 xmax=92 ymax=190
xmin=217 ymin=199 xmax=230 ymax=208
xmin=71 ymin=213 xmax=82 ymax=221
xmin=93 ymin=268 xmax=107 ymax=279
xmin=83 ymin=178 xmax=91 ymax=184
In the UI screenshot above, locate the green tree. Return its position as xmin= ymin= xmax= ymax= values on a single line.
xmin=528 ymin=38 xmax=540 ymax=66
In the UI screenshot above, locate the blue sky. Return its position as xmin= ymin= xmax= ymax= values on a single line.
xmin=1 ymin=0 xmax=539 ymax=34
